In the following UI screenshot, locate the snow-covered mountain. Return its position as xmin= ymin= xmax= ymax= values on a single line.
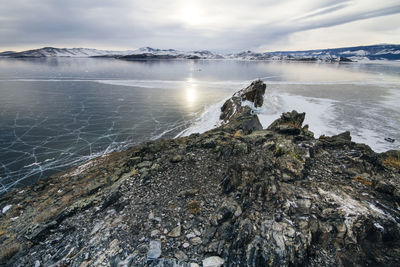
xmin=0 ymin=46 xmax=221 ymax=59
xmin=0 ymin=47 xmax=137 ymax=58
xmin=1 ymin=44 xmax=399 ymax=61
xmin=107 ymin=47 xmax=223 ymax=60
xmin=226 ymin=51 xmax=272 ymax=60
xmin=262 ymin=44 xmax=400 ymax=61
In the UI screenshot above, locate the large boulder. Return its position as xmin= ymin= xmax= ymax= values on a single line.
xmin=239 ymin=80 xmax=266 ymax=107
xmin=219 ymin=80 xmax=266 ymax=133
xmin=267 ymin=110 xmax=306 ymax=135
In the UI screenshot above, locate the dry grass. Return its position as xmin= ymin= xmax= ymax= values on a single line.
xmin=233 ymin=130 xmax=244 ymax=139
xmin=383 ymin=156 xmax=400 ymax=170
xmin=187 ymin=200 xmax=201 ymax=214
xmin=0 ymin=243 xmax=21 ymax=261
xmin=61 ymin=194 xmax=73 ymax=206
xmin=353 ymin=176 xmax=372 ymax=186
xmin=34 ymin=207 xmax=59 ymax=223
xmin=283 ymin=122 xmax=301 ymax=128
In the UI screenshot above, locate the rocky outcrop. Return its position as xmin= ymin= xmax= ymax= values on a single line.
xmin=1 ymin=81 xmax=399 ymax=266
xmin=219 ymin=80 xmax=266 ymax=125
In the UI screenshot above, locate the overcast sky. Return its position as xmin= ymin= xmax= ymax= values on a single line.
xmin=1 ymin=0 xmax=400 ymax=52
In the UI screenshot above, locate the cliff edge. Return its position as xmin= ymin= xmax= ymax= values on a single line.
xmin=1 ymin=81 xmax=399 ymax=266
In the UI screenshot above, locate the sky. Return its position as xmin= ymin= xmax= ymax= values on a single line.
xmin=1 ymin=0 xmax=400 ymax=52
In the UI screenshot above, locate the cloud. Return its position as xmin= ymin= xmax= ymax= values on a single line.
xmin=0 ymin=0 xmax=399 ymax=51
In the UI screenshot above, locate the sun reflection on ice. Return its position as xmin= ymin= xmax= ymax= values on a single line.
xmin=185 ymin=77 xmax=197 ymax=107
xmin=186 ymin=86 xmax=196 ymax=103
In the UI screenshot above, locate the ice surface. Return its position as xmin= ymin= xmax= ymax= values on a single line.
xmin=176 ymin=98 xmax=227 ymax=137
xmin=0 ymin=59 xmax=399 ymax=195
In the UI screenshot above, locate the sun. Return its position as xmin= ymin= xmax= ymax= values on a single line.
xmin=180 ymin=3 xmax=204 ymax=26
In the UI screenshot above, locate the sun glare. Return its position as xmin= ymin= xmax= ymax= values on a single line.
xmin=186 ymin=86 xmax=196 ymax=103
xmin=185 ymin=77 xmax=197 ymax=105
xmin=180 ymin=3 xmax=204 ymax=26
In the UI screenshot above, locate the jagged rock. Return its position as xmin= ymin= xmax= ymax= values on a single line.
xmin=219 ymin=80 xmax=266 ymax=126
xmin=221 ymin=106 xmax=263 ymax=134
xmin=168 ymin=225 xmax=181 ymax=237
xmin=267 ymin=110 xmax=306 ymax=134
xmin=240 ymin=80 xmax=266 ymax=107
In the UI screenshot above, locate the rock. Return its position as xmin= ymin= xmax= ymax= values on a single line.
xmin=110 ymin=255 xmax=121 ymax=267
xmin=374 ymin=181 xmax=395 ymax=194
xmin=151 ymin=230 xmax=160 ymax=237
xmin=148 ymin=211 xmax=155 ymax=220
xmin=202 ymin=256 xmax=225 ymax=267
xmin=174 ymin=250 xmax=188 ymax=261
xmin=34 ymin=260 xmax=41 ymax=267
xmin=234 ymin=206 xmax=242 ymax=217
xmin=193 ymin=229 xmax=201 ymax=236
xmin=138 ymin=244 xmax=148 ymax=255
xmin=211 ymin=199 xmax=237 ymax=225
xmin=186 ymin=233 xmax=196 ymax=239
xmin=170 ymin=155 xmax=183 ymax=163
xmin=202 ymin=226 xmax=217 ymax=245
xmin=117 ymin=253 xmax=138 ymax=267
xmin=219 ymin=80 xmax=266 ymax=129
xmin=167 ymin=225 xmax=181 ymax=237
xmin=1 ymin=81 xmax=400 ymax=267
xmin=147 ymin=240 xmax=161 ymax=260
xmin=318 ymin=131 xmax=353 ymax=147
xmin=178 ymin=189 xmax=199 ymax=198
xmin=339 ymin=56 xmax=353 ymax=62
xmin=137 ymin=161 xmax=152 ymax=169
xmin=240 ymin=80 xmax=266 ymax=108
xmin=2 ymin=204 xmax=12 ymax=214
xmin=385 ymin=137 xmax=395 ymax=143
xmin=190 ymin=237 xmax=202 ymax=245
xmin=222 ymin=106 xmax=263 ymax=134
xmin=267 ymin=110 xmax=305 ymax=134
xmin=90 ymin=221 xmax=103 ymax=235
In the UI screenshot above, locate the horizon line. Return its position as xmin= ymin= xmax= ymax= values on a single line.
xmin=1 ymin=43 xmax=400 ymax=54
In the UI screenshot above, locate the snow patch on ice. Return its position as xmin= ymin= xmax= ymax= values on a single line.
xmin=257 ymin=91 xmax=338 ymax=137
xmin=176 ymin=98 xmax=228 ymax=137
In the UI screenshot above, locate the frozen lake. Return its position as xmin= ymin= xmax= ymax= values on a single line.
xmin=0 ymin=58 xmax=399 ymax=194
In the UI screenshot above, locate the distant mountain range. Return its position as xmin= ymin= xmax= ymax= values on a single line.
xmin=1 ymin=44 xmax=399 ymax=61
